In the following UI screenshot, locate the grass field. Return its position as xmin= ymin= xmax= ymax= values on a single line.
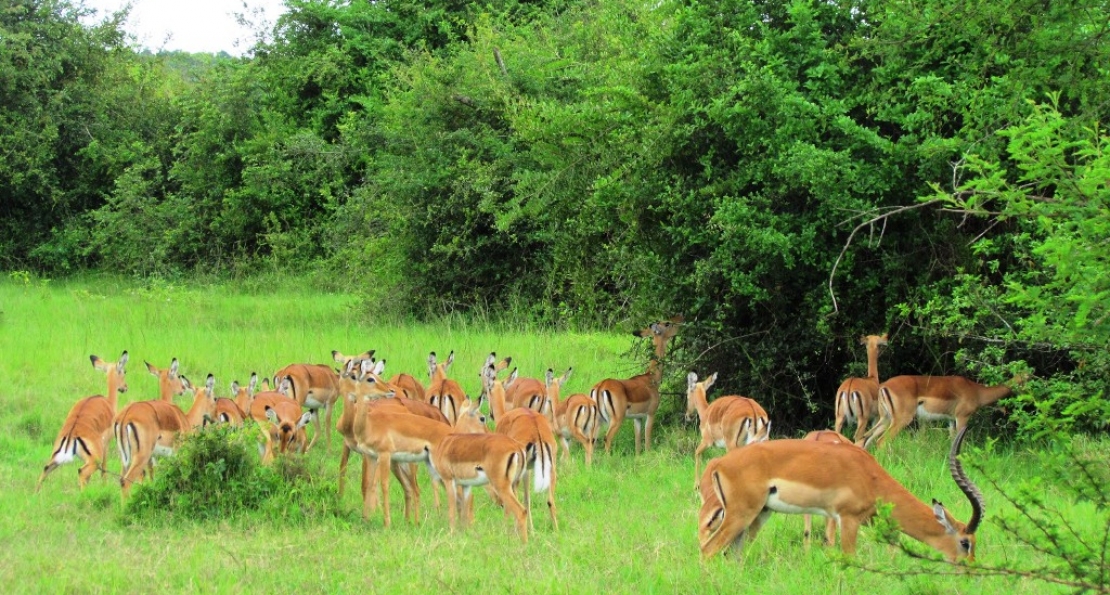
xmin=0 ymin=275 xmax=1085 ymax=593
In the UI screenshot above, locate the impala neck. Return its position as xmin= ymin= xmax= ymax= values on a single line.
xmin=689 ymin=385 xmax=709 ymax=419
xmin=866 ymin=341 xmax=881 ymax=380
xmin=977 ymin=382 xmax=1015 ymax=407
xmin=185 ymin=393 xmax=210 ymax=429
xmin=107 ymin=371 xmax=125 ymax=415
xmin=880 ymin=477 xmax=961 ymax=560
xmin=489 ymin=380 xmax=508 ymax=421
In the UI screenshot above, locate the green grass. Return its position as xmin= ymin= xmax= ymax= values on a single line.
xmin=0 ymin=276 xmax=1093 ymax=593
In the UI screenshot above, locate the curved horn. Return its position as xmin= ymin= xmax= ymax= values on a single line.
xmin=949 ymin=427 xmax=984 ymax=534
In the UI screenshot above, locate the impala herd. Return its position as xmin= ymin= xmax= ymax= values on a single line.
xmin=36 ymin=319 xmax=1025 ymax=565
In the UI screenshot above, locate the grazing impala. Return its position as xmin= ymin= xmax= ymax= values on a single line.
xmin=37 ymin=351 xmax=129 ymax=491
xmin=685 ymin=372 xmax=770 ymax=488
xmin=273 ymin=350 xmax=372 ymax=452
xmin=590 ymin=315 xmax=682 ymax=454
xmin=833 ymin=334 xmax=888 ymax=444
xmin=146 ymin=358 xmax=188 ymax=401
xmin=430 ymin=432 xmax=530 ymax=543
xmin=250 ymin=379 xmax=314 ymax=464
xmin=800 ymin=430 xmax=856 ymax=547
xmin=861 ymin=372 xmax=1028 ymax=449
xmin=546 ymin=368 xmax=600 ymax=466
xmin=698 ymin=427 xmax=983 ymax=562
xmin=115 ymin=374 xmax=217 ymax=499
xmin=484 ymin=364 xmax=559 ymax=530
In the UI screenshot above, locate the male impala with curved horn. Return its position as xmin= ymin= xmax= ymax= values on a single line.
xmin=485 ymin=363 xmax=559 ymax=531
xmin=698 ymin=427 xmax=983 ymax=561
xmin=685 ymin=371 xmax=770 ymax=488
xmin=833 ymin=334 xmax=887 ymax=444
xmin=590 ymin=315 xmax=682 ymax=454
xmin=547 ymin=367 xmax=600 ymax=466
xmin=115 ymin=373 xmax=217 ymax=499
xmin=146 ymin=358 xmax=188 ymax=401
xmin=861 ymin=372 xmax=1027 ymax=449
xmin=37 ymin=351 xmax=129 ymax=491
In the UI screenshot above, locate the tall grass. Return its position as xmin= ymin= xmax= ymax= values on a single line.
xmin=0 ymin=275 xmax=1080 ymax=593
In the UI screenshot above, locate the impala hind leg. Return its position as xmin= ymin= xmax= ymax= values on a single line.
xmin=632 ymin=418 xmax=643 ymax=455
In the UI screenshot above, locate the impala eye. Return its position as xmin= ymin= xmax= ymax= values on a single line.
xmin=960 ymin=538 xmax=972 ymax=552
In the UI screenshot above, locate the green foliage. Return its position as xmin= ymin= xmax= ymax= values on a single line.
xmin=124 ymin=424 xmax=339 ymax=523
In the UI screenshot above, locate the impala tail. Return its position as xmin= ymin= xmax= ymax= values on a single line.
xmin=532 ymin=441 xmax=554 ymax=492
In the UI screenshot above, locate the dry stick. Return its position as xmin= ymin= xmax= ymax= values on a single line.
xmin=828 ymin=199 xmax=943 ymax=313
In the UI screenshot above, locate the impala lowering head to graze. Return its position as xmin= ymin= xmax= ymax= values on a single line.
xmin=146 ymin=358 xmax=188 ymax=401
xmin=698 ymin=427 xmax=983 ymax=562
xmin=250 ymin=380 xmax=314 ymax=464
xmin=590 ymin=315 xmax=682 ymax=455
xmin=685 ymin=371 xmax=771 ymax=489
xmin=116 ymin=373 xmax=217 ymax=499
xmin=37 ymin=351 xmax=129 ymax=492
xmin=833 ymin=334 xmax=888 ymax=444
xmin=274 ymin=354 xmax=361 ymax=452
xmin=861 ymin=372 xmax=1028 ymax=449
xmin=547 ymin=367 xmax=599 ymax=466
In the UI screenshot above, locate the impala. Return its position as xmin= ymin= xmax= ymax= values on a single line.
xmin=429 ymin=432 xmax=531 ymax=543
xmin=698 ymin=427 xmax=983 ymax=561
xmin=484 ymin=363 xmax=559 ymax=530
xmin=861 ymin=372 xmax=1028 ymax=449
xmin=833 ymin=334 xmax=888 ymax=444
xmin=37 ymin=351 xmax=129 ymax=491
xmin=685 ymin=371 xmax=770 ymax=488
xmin=547 ymin=368 xmax=600 ymax=466
xmin=502 ymin=364 xmax=548 ymax=418
xmin=146 ymin=358 xmax=188 ymax=401
xmin=250 ymin=379 xmax=314 ymax=464
xmin=351 ymin=382 xmax=489 ymax=527
xmin=274 ymin=351 xmax=372 ymax=452
xmin=335 ymin=359 xmax=414 ymax=499
xmin=800 ymin=429 xmax=855 ymax=547
xmin=116 ymin=374 xmax=217 ymax=499
xmin=426 ymin=351 xmax=470 ymax=426
xmin=223 ymin=374 xmax=259 ymax=424
xmin=590 ymin=315 xmax=682 ymax=454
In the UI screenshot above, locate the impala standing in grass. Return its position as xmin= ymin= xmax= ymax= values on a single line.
xmin=590 ymin=315 xmax=682 ymax=455
xmin=832 ymin=334 xmax=887 ymax=445
xmin=685 ymin=371 xmax=770 ymax=489
xmin=115 ymin=373 xmax=217 ymax=499
xmin=37 ymin=351 xmax=129 ymax=491
xmin=546 ymin=367 xmax=600 ymax=466
xmin=861 ymin=372 xmax=1028 ymax=449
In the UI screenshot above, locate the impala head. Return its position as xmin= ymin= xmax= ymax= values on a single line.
xmin=266 ymin=409 xmax=314 ymax=455
xmin=455 ymin=398 xmax=489 ymax=433
xmin=428 ymin=351 xmax=455 ymax=382
xmin=145 ymin=358 xmax=187 ymax=399
xmin=684 ymin=371 xmax=717 ymax=421
xmin=860 ymin=334 xmax=889 ymax=349
xmin=634 ymin=315 xmax=684 ymax=342
xmin=186 ymin=374 xmax=218 ymax=427
xmin=356 ymin=359 xmax=397 ymax=400
xmin=232 ymin=373 xmax=259 ymax=408
xmin=332 ymin=349 xmax=375 ymax=367
xmin=939 ymin=426 xmax=984 ymax=562
xmin=91 ymin=350 xmax=129 ymax=394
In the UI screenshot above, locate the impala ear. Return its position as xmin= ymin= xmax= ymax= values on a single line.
xmin=296 ymin=412 xmax=315 ymax=430
xmin=181 ymin=375 xmax=193 ymax=390
xmin=118 ymin=351 xmax=129 ymax=369
xmin=332 ymin=350 xmax=344 ymax=363
xmin=705 ymin=372 xmax=718 ymax=390
xmin=484 ymin=352 xmax=496 ymax=369
xmin=373 ymin=359 xmax=386 ymax=376
xmin=561 ymin=367 xmax=573 ymax=384
xmin=146 ymin=361 xmax=159 ymax=377
xmin=205 ymin=374 xmax=215 ymax=393
xmin=687 ymin=372 xmax=698 ymax=392
xmin=170 ymin=358 xmax=180 ymax=378
xmin=445 ymin=351 xmax=455 ymax=367
xmin=231 ymin=380 xmax=241 ymax=394
xmin=249 ymin=373 xmax=258 ymax=394
xmin=545 ymin=369 xmax=555 ymax=387
xmin=932 ymin=499 xmax=958 ymax=534
xmin=507 ymin=367 xmax=518 ymax=386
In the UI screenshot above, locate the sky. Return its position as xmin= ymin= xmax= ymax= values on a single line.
xmin=82 ymin=0 xmax=289 ymax=56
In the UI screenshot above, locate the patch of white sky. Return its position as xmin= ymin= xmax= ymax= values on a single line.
xmin=80 ymin=0 xmax=289 ymax=56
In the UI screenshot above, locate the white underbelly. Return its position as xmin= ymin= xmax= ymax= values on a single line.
xmin=455 ymin=469 xmax=489 ymax=487
xmin=766 ymin=492 xmax=832 ymax=517
xmin=390 ymin=451 xmax=428 ymax=464
xmin=916 ymin=405 xmax=953 ymax=421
